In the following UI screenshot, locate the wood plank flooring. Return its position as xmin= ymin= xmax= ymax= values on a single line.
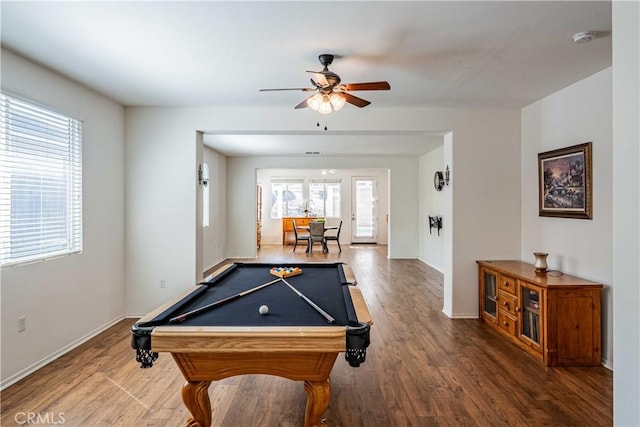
xmin=1 ymin=244 xmax=612 ymax=426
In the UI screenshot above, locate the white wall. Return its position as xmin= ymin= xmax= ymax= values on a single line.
xmin=256 ymin=168 xmax=389 ymax=246
xmin=612 ymin=1 xmax=640 ymax=424
xmin=418 ymin=146 xmax=446 ymax=272
xmin=123 ymin=106 xmax=521 ymax=319
xmin=124 ymin=108 xmax=200 ymax=315
xmin=447 ymin=113 xmax=521 ymax=317
xmin=202 ymin=146 xmax=227 ymax=271
xmin=521 ymin=68 xmax=613 ymax=367
xmin=0 ymin=49 xmax=125 ymax=388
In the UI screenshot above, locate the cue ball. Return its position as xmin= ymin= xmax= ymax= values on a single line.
xmin=259 ymin=305 xmax=269 ymax=315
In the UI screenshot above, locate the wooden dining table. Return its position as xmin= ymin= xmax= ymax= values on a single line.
xmin=296 ymin=224 xmax=338 ymax=253
xmin=296 ymin=225 xmax=339 ymax=231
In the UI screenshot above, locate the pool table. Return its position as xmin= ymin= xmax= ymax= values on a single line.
xmin=131 ymin=262 xmax=372 ymax=427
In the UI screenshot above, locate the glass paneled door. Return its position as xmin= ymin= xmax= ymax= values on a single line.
xmin=351 ymin=177 xmax=378 ymax=243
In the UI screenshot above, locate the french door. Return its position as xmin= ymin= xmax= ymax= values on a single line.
xmin=351 ymin=177 xmax=378 ymax=243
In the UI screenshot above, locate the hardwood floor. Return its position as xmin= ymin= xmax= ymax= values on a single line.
xmin=1 ymin=244 xmax=612 ymax=426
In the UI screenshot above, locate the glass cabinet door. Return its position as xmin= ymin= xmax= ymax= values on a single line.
xmin=482 ymin=269 xmax=498 ymax=319
xmin=520 ymin=285 xmax=542 ymax=348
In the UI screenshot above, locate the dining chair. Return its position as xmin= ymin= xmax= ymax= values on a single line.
xmin=308 ymin=221 xmax=327 ymax=253
xmin=324 ymin=220 xmax=342 ymax=252
xmin=292 ymin=220 xmax=309 ymax=253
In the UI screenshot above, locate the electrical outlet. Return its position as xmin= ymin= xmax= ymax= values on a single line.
xmin=160 ymin=279 xmax=166 ymax=288
xmin=18 ymin=316 xmax=26 ymax=333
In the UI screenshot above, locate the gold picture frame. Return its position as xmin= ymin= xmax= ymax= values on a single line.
xmin=538 ymin=142 xmax=592 ymax=219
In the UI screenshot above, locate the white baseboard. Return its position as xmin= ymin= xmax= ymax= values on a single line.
xmin=442 ymin=308 xmax=478 ymax=319
xmin=0 ymin=315 xmax=125 ymax=391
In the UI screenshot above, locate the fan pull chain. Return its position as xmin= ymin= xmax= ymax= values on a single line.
xmin=316 ymin=121 xmax=328 ymax=131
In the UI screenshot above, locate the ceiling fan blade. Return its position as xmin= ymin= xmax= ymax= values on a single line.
xmin=341 ymin=92 xmax=371 ymax=108
xmin=259 ymin=87 xmax=315 ymax=92
xmin=341 ymin=81 xmax=391 ymax=91
xmin=306 ymin=71 xmax=329 ymax=86
xmin=294 ymin=95 xmax=314 ymax=109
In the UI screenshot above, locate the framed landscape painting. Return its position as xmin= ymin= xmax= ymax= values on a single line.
xmin=538 ymin=142 xmax=592 ymax=219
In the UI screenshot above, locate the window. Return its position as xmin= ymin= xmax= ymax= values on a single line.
xmin=309 ymin=180 xmax=341 ymax=217
xmin=270 ymin=177 xmax=341 ymax=219
xmin=0 ymin=92 xmax=83 ymax=266
xmin=270 ymin=179 xmax=303 ymax=218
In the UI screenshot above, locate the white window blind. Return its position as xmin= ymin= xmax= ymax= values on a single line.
xmin=0 ymin=92 xmax=83 ymax=266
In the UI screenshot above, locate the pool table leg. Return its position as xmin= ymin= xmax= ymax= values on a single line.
xmin=303 ymin=378 xmax=331 ymax=427
xmin=182 ymin=380 xmax=212 ymax=427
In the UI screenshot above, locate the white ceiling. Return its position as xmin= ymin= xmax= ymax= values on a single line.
xmin=1 ymin=1 xmax=612 ymax=156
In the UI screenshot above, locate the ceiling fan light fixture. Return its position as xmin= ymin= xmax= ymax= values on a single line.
xmin=260 ymin=53 xmax=390 ymax=112
xmin=318 ymin=97 xmax=333 ymax=115
xmin=330 ymin=93 xmax=346 ymax=111
xmin=307 ymin=93 xmax=323 ymax=111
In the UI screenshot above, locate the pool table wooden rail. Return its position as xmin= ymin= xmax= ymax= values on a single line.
xmin=151 ymin=325 xmax=349 ymax=353
xmin=348 ymin=286 xmax=372 ymax=325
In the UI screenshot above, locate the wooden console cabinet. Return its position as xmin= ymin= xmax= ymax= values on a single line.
xmin=477 ymin=260 xmax=602 ymax=367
